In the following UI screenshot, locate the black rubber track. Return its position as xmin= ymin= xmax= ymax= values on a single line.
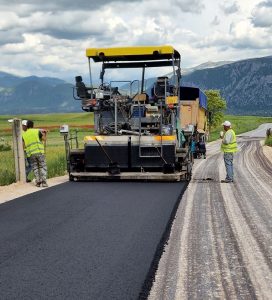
xmin=0 ymin=181 xmax=186 ymax=300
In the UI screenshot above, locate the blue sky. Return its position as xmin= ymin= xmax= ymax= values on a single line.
xmin=0 ymin=0 xmax=271 ymax=82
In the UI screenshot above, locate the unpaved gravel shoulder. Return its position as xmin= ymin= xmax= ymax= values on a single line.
xmin=149 ymin=138 xmax=272 ymax=300
xmin=0 ymin=175 xmax=68 ymax=204
xmin=263 ymin=144 xmax=272 ymax=162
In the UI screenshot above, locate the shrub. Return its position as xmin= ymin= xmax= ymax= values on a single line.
xmin=0 ymin=170 xmax=16 ymax=185
xmin=265 ymin=136 xmax=272 ymax=147
xmin=0 ymin=144 xmax=11 ymax=151
xmin=0 ymin=150 xmax=15 ymax=185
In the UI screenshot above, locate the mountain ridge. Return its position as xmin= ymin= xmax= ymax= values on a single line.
xmin=182 ymin=55 xmax=272 ymax=115
xmin=0 ymin=55 xmax=271 ymax=115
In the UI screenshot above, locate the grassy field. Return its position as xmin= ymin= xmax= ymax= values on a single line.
xmin=0 ymin=113 xmax=272 ymax=186
xmin=0 ymin=112 xmax=94 ymax=185
xmin=0 ymin=112 xmax=93 ymax=135
xmin=208 ymin=115 xmax=272 ymax=141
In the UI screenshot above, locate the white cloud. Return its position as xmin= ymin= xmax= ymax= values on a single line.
xmin=0 ymin=0 xmax=140 ymax=12
xmin=194 ymin=19 xmax=272 ymax=51
xmin=172 ymin=0 xmax=205 ymax=13
xmin=211 ymin=16 xmax=220 ymax=26
xmin=219 ymin=1 xmax=240 ymax=15
xmin=229 ymin=20 xmax=272 ymax=48
xmin=0 ymin=0 xmax=271 ymax=81
xmin=0 ymin=12 xmax=20 ymax=30
xmin=251 ymin=0 xmax=272 ymax=27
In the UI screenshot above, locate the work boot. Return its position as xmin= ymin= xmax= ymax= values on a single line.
xmin=221 ymin=179 xmax=233 ymax=183
xmin=41 ymin=182 xmax=48 ymax=187
xmin=35 ymin=181 xmax=41 ymax=187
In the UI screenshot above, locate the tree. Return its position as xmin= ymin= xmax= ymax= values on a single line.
xmin=205 ymin=90 xmax=226 ymax=129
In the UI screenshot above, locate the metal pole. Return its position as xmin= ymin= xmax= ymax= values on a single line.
xmin=141 ymin=67 xmax=145 ymax=93
xmin=75 ymin=129 xmax=79 ymax=148
xmin=88 ymin=57 xmax=93 ymax=94
xmin=115 ymin=96 xmax=118 ymax=135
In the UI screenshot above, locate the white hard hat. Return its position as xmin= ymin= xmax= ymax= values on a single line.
xmin=22 ymin=120 xmax=28 ymax=126
xmin=222 ymin=120 xmax=231 ymax=127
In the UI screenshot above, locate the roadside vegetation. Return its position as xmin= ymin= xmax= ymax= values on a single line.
xmin=0 ymin=111 xmax=272 ymax=186
xmin=209 ymin=115 xmax=272 ymax=141
xmin=205 ymin=90 xmax=272 ymax=141
xmin=206 ymin=90 xmax=227 ymax=132
xmin=0 ymin=113 xmax=93 ymax=186
xmin=265 ymin=137 xmax=272 ymax=146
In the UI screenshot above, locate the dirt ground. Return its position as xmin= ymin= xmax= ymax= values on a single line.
xmin=263 ymin=145 xmax=272 ymax=162
xmin=149 ymin=135 xmax=272 ymax=299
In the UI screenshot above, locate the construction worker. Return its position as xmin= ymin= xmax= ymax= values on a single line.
xmin=197 ymin=136 xmax=206 ymax=159
xmin=220 ymin=120 xmax=237 ymax=183
xmin=22 ymin=120 xmax=48 ymax=187
xmin=190 ymin=135 xmax=198 ymax=159
xmin=22 ymin=120 xmax=32 ymax=182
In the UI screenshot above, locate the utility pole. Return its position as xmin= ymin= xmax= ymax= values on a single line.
xmin=11 ymin=119 xmax=26 ymax=182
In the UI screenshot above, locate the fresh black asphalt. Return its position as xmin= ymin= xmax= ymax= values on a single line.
xmin=0 ymin=181 xmax=186 ymax=299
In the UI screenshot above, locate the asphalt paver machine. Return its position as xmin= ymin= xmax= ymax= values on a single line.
xmin=68 ymin=45 xmax=193 ymax=181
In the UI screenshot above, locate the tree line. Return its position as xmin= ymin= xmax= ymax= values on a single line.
xmin=205 ymin=89 xmax=226 ymax=130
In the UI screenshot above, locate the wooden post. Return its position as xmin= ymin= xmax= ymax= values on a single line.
xmin=12 ymin=119 xmax=26 ymax=182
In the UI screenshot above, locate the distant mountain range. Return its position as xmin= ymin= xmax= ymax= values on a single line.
xmin=181 ymin=60 xmax=234 ymax=76
xmin=0 ymin=55 xmax=271 ymax=115
xmin=0 ymin=72 xmax=80 ymax=115
xmin=182 ymin=56 xmax=272 ymax=115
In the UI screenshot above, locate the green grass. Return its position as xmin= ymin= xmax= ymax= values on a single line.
xmin=265 ymin=136 xmax=272 ymax=146
xmin=0 ymin=143 xmax=11 ymax=151
xmin=209 ymin=115 xmax=272 ymax=141
xmin=0 ymin=150 xmax=16 ymax=185
xmin=0 ymin=112 xmax=94 ymax=135
xmin=0 ymin=112 xmax=93 ymax=126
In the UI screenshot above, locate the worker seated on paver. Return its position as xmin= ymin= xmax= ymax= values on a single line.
xmin=75 ymin=76 xmax=92 ymax=99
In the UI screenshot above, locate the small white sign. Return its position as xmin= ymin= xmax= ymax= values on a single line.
xmin=60 ymin=124 xmax=69 ymax=134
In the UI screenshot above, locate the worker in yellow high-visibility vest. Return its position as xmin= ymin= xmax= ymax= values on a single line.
xmin=220 ymin=120 xmax=238 ymax=183
xmin=22 ymin=120 xmax=48 ymax=187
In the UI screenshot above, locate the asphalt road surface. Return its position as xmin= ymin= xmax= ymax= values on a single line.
xmin=149 ymin=124 xmax=272 ymax=299
xmin=0 ymin=181 xmax=186 ymax=299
